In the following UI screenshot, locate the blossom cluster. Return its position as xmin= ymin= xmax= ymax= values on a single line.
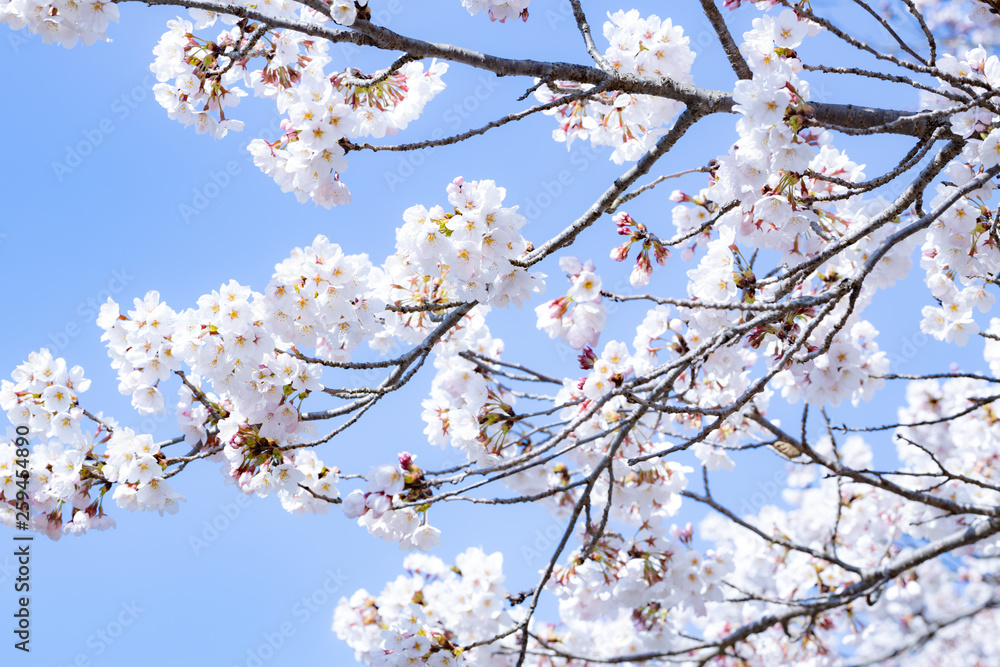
xmin=578 ymin=340 xmax=632 ymax=401
xmin=771 ymin=319 xmax=889 ymax=407
xmin=99 ymin=283 xmax=336 ymax=510
xmin=0 ymin=0 xmax=118 ymax=47
xmin=550 ymin=529 xmax=732 ymax=622
xmin=707 ymin=9 xmax=819 ymax=251
xmin=94 ymin=251 xmax=370 ymax=507
xmin=0 ymin=433 xmax=116 ymax=539
xmin=249 ymin=59 xmax=448 ymax=207
xmin=534 ymin=256 xmax=606 ymax=350
xmin=895 ymin=376 xmax=1000 ymax=537
xmin=535 ymin=10 xmax=695 ymax=163
xmin=685 ymin=226 xmax=748 ymax=304
xmin=700 ymin=430 xmax=1000 ymax=664
xmin=334 ymin=548 xmax=514 ymax=666
xmin=265 ymin=233 xmax=384 ymax=358
xmin=388 ymin=177 xmax=542 ymax=311
xmin=662 ymin=9 xmax=916 ymax=410
xmin=100 ymin=427 xmax=184 ymax=515
xmin=916 ymin=48 xmax=1000 ymax=344
xmin=420 ymin=347 xmax=516 ymax=467
xmin=342 ymin=454 xmax=442 ymax=551
xmin=5 ymin=175 xmax=538 ymax=541
xmin=503 ymin=336 xmax=716 ymax=520
xmin=126 ymin=3 xmax=449 ymax=206
xmin=0 ymin=349 xmax=185 ymax=536
xmin=1 ymin=348 xmax=90 ymax=441
xmin=150 ymin=17 xmax=249 ymax=139
xmin=0 ymin=351 xmax=99 ymax=536
xmin=3 ymin=0 xmax=449 ymax=203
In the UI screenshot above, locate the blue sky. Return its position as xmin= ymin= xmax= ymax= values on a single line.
xmin=0 ymin=1 xmax=990 ymax=665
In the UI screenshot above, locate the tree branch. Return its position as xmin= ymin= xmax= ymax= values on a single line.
xmin=699 ymin=0 xmax=752 ymax=80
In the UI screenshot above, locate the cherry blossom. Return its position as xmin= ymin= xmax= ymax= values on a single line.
xmin=460 ymin=0 xmax=529 ymax=23
xmin=9 ymin=0 xmax=1000 ymax=664
xmin=535 ymin=10 xmax=696 ymax=163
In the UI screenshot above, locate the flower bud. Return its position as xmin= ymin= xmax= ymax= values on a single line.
xmin=653 ymin=242 xmax=669 ymax=266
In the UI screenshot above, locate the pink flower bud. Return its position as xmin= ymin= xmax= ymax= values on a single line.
xmin=670 ymin=522 xmax=694 ymax=543
xmin=637 ymin=248 xmax=652 ymax=272
xmin=549 ymin=296 xmax=570 ymax=318
xmin=653 ymin=242 xmax=669 ymax=266
xmin=613 ymin=211 xmax=634 ymax=226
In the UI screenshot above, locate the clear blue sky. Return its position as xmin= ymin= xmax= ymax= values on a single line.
xmin=0 ymin=1 xmax=987 ymax=665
